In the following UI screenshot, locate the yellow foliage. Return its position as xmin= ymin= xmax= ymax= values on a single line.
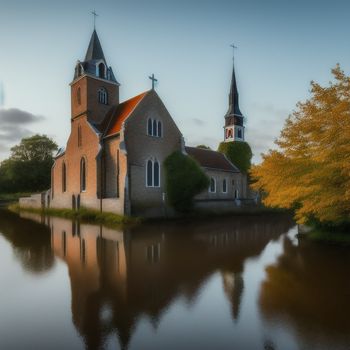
xmin=251 ymin=65 xmax=350 ymax=224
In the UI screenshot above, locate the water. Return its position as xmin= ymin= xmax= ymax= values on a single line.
xmin=0 ymin=209 xmax=349 ymax=350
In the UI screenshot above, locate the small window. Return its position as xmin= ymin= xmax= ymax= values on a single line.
xmin=98 ymin=63 xmax=105 ymax=78
xmin=157 ymin=121 xmax=162 ymax=137
xmin=222 ymin=179 xmax=227 ymax=193
xmin=237 ymin=128 xmax=242 ymax=139
xmin=235 ymin=189 xmax=239 ymax=199
xmin=147 ymin=160 xmax=153 ymax=187
xmin=77 ymin=87 xmax=81 ymax=105
xmin=80 ymin=158 xmax=86 ymax=192
xmin=154 ymin=161 xmax=160 ymax=187
xmin=148 ymin=118 xmax=153 ymax=136
xmin=98 ymin=88 xmax=108 ymax=105
xmin=209 ymin=177 xmax=216 ymax=193
xmin=62 ymin=162 xmax=67 ymax=192
xmin=153 ymin=120 xmax=157 ymax=136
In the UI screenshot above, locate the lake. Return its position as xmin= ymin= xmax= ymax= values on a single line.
xmin=0 ymin=209 xmax=349 ymax=350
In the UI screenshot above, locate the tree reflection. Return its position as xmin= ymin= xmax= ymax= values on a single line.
xmin=259 ymin=236 xmax=350 ymax=349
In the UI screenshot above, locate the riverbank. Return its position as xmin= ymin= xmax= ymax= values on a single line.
xmin=297 ymin=227 xmax=350 ymax=247
xmin=0 ymin=193 xmax=32 ymax=206
xmin=8 ymin=204 xmax=138 ymax=227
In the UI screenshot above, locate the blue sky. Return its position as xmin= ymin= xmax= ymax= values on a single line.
xmin=1 ymin=0 xmax=350 ymax=162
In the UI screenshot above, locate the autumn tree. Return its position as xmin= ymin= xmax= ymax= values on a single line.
xmin=251 ymin=66 xmax=350 ymax=225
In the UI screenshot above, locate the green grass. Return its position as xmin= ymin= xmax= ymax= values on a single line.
xmin=0 ymin=192 xmax=33 ymax=202
xmin=298 ymin=229 xmax=350 ymax=246
xmin=9 ymin=204 xmax=139 ymax=227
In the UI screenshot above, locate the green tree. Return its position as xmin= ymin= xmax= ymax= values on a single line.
xmin=0 ymin=134 xmax=58 ymax=193
xmin=164 ymin=151 xmax=209 ymax=212
xmin=250 ymin=66 xmax=350 ymax=225
xmin=218 ymin=141 xmax=252 ymax=173
xmin=196 ymin=144 xmax=211 ymax=150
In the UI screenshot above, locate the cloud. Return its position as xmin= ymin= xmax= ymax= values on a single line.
xmin=0 ymin=108 xmax=45 ymax=159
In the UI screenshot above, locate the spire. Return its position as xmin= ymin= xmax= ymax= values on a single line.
xmin=226 ymin=59 xmax=243 ymax=117
xmin=85 ymin=30 xmax=106 ymax=62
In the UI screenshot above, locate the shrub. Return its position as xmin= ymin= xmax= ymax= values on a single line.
xmin=164 ymin=151 xmax=209 ymax=212
xmin=218 ymin=141 xmax=252 ymax=173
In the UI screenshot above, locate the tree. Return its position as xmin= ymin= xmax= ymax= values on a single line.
xmin=164 ymin=151 xmax=209 ymax=212
xmin=0 ymin=134 xmax=58 ymax=193
xmin=196 ymin=144 xmax=211 ymax=150
xmin=250 ymin=66 xmax=350 ymax=225
xmin=218 ymin=141 xmax=252 ymax=173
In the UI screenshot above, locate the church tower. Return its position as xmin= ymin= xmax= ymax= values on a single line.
xmin=224 ymin=55 xmax=245 ymax=142
xmin=70 ymin=30 xmax=120 ymax=125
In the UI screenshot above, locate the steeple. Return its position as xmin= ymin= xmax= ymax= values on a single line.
xmin=227 ymin=60 xmax=243 ymax=118
xmin=224 ymin=50 xmax=245 ymax=142
xmin=85 ymin=30 xmax=106 ymax=62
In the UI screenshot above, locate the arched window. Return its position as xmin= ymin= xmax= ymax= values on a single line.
xmin=146 ymin=159 xmax=160 ymax=187
xmin=209 ymin=177 xmax=216 ymax=193
xmin=157 ymin=121 xmax=162 ymax=137
xmin=77 ymin=87 xmax=81 ymax=105
xmin=222 ymin=178 xmax=227 ymax=193
xmin=98 ymin=88 xmax=108 ymax=105
xmin=78 ymin=125 xmax=82 ymax=147
xmin=237 ymin=128 xmax=242 ymax=139
xmin=147 ymin=160 xmax=153 ymax=187
xmin=98 ymin=63 xmax=105 ymax=78
xmin=80 ymin=158 xmax=86 ymax=192
xmin=153 ymin=120 xmax=157 ymax=136
xmin=154 ymin=161 xmax=160 ymax=187
xmin=62 ymin=162 xmax=67 ymax=192
xmin=148 ymin=118 xmax=153 ymax=136
xmin=235 ymin=189 xmax=239 ymax=199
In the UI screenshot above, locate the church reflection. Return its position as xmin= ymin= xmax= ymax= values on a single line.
xmin=12 ymin=212 xmax=293 ymax=349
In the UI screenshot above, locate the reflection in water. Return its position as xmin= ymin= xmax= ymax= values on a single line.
xmin=0 ymin=210 xmax=300 ymax=349
xmin=259 ymin=236 xmax=350 ymax=350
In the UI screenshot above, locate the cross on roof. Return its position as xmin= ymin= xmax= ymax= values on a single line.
xmin=91 ymin=10 xmax=98 ymax=29
xmin=230 ymin=43 xmax=238 ymax=59
xmin=149 ymin=74 xmax=158 ymax=90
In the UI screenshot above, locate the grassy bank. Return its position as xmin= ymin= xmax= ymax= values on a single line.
xmin=9 ymin=204 xmax=139 ymax=227
xmin=0 ymin=192 xmax=32 ymax=203
xmin=298 ymin=229 xmax=350 ymax=246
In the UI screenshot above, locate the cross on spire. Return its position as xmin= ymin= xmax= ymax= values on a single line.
xmin=230 ymin=43 xmax=237 ymax=60
xmin=91 ymin=10 xmax=98 ymax=29
xmin=149 ymin=74 xmax=158 ymax=90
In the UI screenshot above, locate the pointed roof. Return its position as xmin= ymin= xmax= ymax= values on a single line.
xmin=226 ymin=60 xmax=243 ymax=118
xmin=103 ymin=91 xmax=149 ymax=137
xmin=85 ymin=30 xmax=106 ymax=62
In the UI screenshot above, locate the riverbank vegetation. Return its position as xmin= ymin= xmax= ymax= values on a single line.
xmin=9 ymin=204 xmax=138 ymax=227
xmin=0 ymin=135 xmax=57 ymax=194
xmin=251 ymin=65 xmax=350 ymax=232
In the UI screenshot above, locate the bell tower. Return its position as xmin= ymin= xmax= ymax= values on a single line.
xmin=224 ymin=48 xmax=245 ymax=142
xmin=70 ymin=30 xmax=120 ymax=126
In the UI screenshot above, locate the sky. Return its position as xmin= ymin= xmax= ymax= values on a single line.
xmin=1 ymin=0 xmax=350 ymax=163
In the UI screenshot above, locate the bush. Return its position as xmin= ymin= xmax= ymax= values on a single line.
xmin=164 ymin=151 xmax=209 ymax=212
xmin=218 ymin=141 xmax=252 ymax=173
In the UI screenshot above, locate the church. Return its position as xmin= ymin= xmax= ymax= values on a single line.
xmin=49 ymin=29 xmax=249 ymax=217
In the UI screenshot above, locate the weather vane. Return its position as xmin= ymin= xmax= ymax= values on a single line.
xmin=91 ymin=10 xmax=98 ymax=29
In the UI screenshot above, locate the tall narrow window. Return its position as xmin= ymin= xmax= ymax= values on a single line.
xmin=153 ymin=120 xmax=157 ymax=136
xmin=98 ymin=88 xmax=108 ymax=105
xmin=78 ymin=125 xmax=82 ymax=147
xmin=237 ymin=128 xmax=242 ymax=139
xmin=222 ymin=178 xmax=227 ymax=193
xmin=77 ymin=87 xmax=81 ymax=105
xmin=148 ymin=118 xmax=153 ymax=136
xmin=62 ymin=231 xmax=67 ymax=257
xmin=154 ymin=161 xmax=160 ymax=187
xmin=209 ymin=177 xmax=216 ymax=193
xmin=81 ymin=239 xmax=86 ymax=265
xmin=62 ymin=162 xmax=67 ymax=192
xmin=98 ymin=63 xmax=105 ymax=78
xmin=147 ymin=160 xmax=153 ymax=187
xmin=157 ymin=121 xmax=162 ymax=137
xmin=80 ymin=158 xmax=86 ymax=192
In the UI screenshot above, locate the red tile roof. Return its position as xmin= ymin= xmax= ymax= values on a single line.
xmin=104 ymin=91 xmax=148 ymax=137
xmin=185 ymin=146 xmax=240 ymax=173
